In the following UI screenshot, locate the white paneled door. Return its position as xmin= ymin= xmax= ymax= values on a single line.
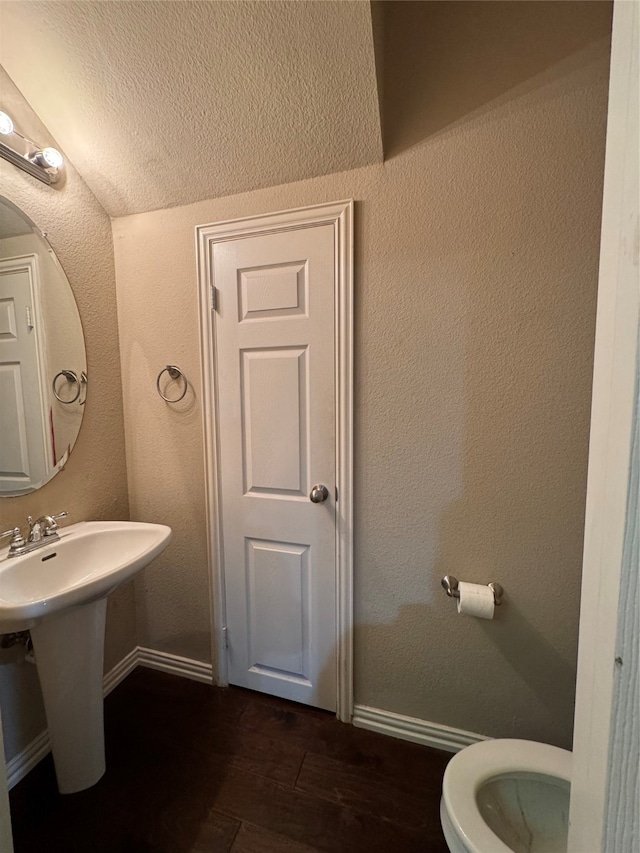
xmin=212 ymin=223 xmax=337 ymax=710
xmin=0 ymin=255 xmax=51 ymax=494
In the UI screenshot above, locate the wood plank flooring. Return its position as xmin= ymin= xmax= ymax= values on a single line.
xmin=9 ymin=667 xmax=451 ymax=852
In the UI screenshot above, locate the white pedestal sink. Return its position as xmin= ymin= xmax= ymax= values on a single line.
xmin=0 ymin=521 xmax=171 ymax=793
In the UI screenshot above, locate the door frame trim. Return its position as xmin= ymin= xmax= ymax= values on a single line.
xmin=196 ymin=200 xmax=354 ymax=722
xmin=567 ymin=1 xmax=639 ymax=847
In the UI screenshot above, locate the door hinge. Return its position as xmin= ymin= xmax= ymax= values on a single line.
xmin=26 ymin=306 xmax=34 ymax=330
xmin=335 ymin=486 xmax=339 ymax=502
xmin=221 ymin=625 xmax=228 ymax=650
xmin=210 ymin=285 xmax=217 ymax=312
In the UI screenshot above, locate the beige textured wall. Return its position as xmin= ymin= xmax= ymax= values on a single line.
xmin=0 ymin=69 xmax=132 ymax=763
xmin=113 ymin=7 xmax=610 ymax=748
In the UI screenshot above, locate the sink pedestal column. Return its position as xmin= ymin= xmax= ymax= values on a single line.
xmin=30 ymin=598 xmax=107 ymax=794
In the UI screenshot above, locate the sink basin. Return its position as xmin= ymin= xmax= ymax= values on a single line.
xmin=0 ymin=519 xmax=171 ymax=794
xmin=0 ymin=520 xmax=172 ymax=631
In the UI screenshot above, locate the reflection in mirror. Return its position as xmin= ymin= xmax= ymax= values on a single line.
xmin=0 ymin=196 xmax=87 ymax=496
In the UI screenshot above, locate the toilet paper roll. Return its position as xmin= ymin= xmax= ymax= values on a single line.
xmin=456 ymin=582 xmax=495 ymax=620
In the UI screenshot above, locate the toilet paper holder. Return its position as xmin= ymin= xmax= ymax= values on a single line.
xmin=441 ymin=575 xmax=504 ymax=606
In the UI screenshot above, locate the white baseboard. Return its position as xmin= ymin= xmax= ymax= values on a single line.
xmin=137 ymin=647 xmax=213 ymax=684
xmin=103 ymin=647 xmax=139 ymax=697
xmin=6 ymin=655 xmax=482 ymax=791
xmin=352 ymin=703 xmax=488 ymax=753
xmin=5 ymin=729 xmax=50 ymax=791
xmin=4 ymin=645 xmax=212 ymax=789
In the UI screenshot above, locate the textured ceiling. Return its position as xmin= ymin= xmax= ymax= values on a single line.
xmin=0 ymin=1 xmax=382 ymax=217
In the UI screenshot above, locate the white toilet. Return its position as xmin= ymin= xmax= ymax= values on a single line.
xmin=440 ymin=738 xmax=572 ymax=853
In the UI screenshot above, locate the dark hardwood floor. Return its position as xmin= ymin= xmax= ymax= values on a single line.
xmin=9 ymin=668 xmax=451 ymax=852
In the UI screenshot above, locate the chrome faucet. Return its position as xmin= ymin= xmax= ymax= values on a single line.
xmin=1 ymin=511 xmax=69 ymax=558
xmin=28 ymin=512 xmax=69 ymax=542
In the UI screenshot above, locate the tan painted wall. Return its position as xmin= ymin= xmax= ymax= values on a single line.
xmin=113 ymin=7 xmax=610 ymax=749
xmin=0 ymin=69 xmax=132 ymax=763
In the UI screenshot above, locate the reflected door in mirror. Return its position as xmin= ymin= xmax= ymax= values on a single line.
xmin=0 ymin=254 xmax=52 ymax=492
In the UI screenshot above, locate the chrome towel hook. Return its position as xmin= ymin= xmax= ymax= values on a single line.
xmin=156 ymin=365 xmax=188 ymax=403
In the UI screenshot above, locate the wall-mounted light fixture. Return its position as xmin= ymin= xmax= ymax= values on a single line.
xmin=0 ymin=110 xmax=64 ymax=185
xmin=0 ymin=111 xmax=15 ymax=135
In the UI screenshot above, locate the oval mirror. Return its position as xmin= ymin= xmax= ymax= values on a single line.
xmin=0 ymin=196 xmax=87 ymax=496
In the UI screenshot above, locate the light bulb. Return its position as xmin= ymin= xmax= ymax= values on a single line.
xmin=28 ymin=146 xmax=64 ymax=170
xmin=0 ymin=111 xmax=14 ymax=135
xmin=41 ymin=147 xmax=64 ymax=168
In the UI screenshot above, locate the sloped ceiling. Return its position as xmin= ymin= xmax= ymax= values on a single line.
xmin=0 ymin=1 xmax=383 ymax=217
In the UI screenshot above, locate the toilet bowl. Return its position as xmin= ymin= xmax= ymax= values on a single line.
xmin=440 ymin=738 xmax=572 ymax=853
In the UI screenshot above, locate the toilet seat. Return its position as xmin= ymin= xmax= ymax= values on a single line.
xmin=442 ymin=739 xmax=572 ymax=853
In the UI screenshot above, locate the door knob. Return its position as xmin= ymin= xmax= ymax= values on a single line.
xmin=310 ymin=484 xmax=329 ymax=503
